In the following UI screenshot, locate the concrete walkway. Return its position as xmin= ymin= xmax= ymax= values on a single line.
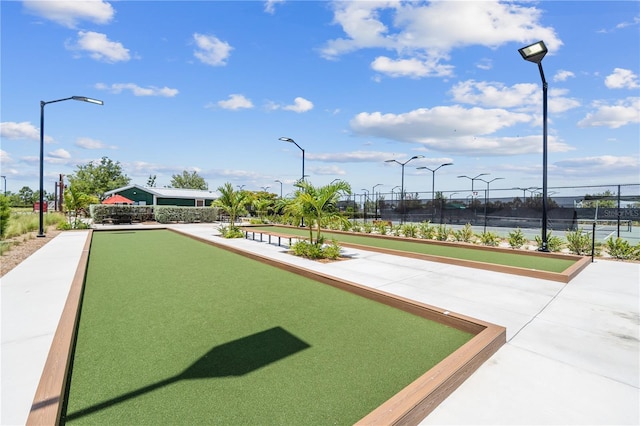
xmin=1 ymin=224 xmax=638 ymax=425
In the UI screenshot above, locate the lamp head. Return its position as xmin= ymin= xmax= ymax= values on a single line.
xmin=518 ymin=40 xmax=547 ymax=64
xmin=72 ymin=96 xmax=104 ymax=105
xmin=279 ymin=137 xmax=294 ymax=143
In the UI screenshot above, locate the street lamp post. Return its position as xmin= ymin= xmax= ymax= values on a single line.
xmin=38 ymin=96 xmax=103 ymax=237
xmin=279 ymin=137 xmax=305 ymax=182
xmin=478 ymin=177 xmax=504 ymax=233
xmin=372 ymin=183 xmax=382 ymax=221
xmin=417 ymin=162 xmax=453 ymax=223
xmin=385 ymin=155 xmax=424 ymax=223
xmin=361 ymin=189 xmax=369 ymax=222
xmin=519 ymin=40 xmax=549 ymax=252
xmin=274 ymin=180 xmax=283 ymax=198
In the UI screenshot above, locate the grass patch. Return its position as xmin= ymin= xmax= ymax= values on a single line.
xmin=248 ymin=226 xmax=577 ymax=273
xmin=63 ymin=230 xmax=472 ymax=424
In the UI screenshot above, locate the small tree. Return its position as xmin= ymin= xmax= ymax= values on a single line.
xmin=213 ymin=183 xmax=249 ymax=236
xmin=0 ymin=194 xmax=11 ymax=238
xmin=64 ymin=185 xmax=99 ymax=227
xmin=69 ymin=156 xmax=130 ymax=199
xmin=171 ymin=170 xmax=208 ymax=190
xmin=288 ymin=180 xmax=352 ymax=244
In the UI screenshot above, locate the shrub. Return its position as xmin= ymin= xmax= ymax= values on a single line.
xmin=218 ymin=225 xmax=244 ymax=239
xmin=535 ymin=231 xmax=564 ymax=252
xmin=291 ymin=239 xmax=342 ymax=260
xmin=391 ymin=225 xmax=402 ymax=236
xmin=453 ymin=223 xmax=475 ymax=243
xmin=362 ymin=222 xmax=373 ymax=233
xmin=565 ymin=228 xmax=592 ymax=255
xmin=479 ymin=231 xmax=500 ymax=246
xmin=507 ymin=228 xmax=527 ymax=249
xmin=435 ymin=225 xmax=451 ymax=241
xmin=401 ymin=223 xmax=418 ymax=238
xmin=0 ymin=195 xmax=10 ymax=239
xmin=605 ymin=237 xmax=639 ymax=260
xmin=418 ymin=221 xmax=436 ymax=239
xmin=375 ymin=222 xmax=388 ymax=235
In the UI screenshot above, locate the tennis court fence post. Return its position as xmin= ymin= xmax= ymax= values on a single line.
xmin=591 ymin=221 xmax=596 ymax=263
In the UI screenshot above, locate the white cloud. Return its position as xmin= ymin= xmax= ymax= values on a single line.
xmin=321 ymin=1 xmax=562 ymax=78
xmin=75 ymin=137 xmax=115 ymax=150
xmin=347 ymin=105 xmax=576 ymax=156
xmin=605 ymin=68 xmax=639 ymax=89
xmin=371 ymin=56 xmax=453 ymax=78
xmin=217 ymin=94 xmax=254 ymax=110
xmin=95 ymin=83 xmax=178 ymax=97
xmin=283 ymin=97 xmax=314 ymax=113
xmin=308 ymin=165 xmax=346 ymax=176
xmin=48 ymin=148 xmax=71 ymax=159
xmin=548 ymin=88 xmax=581 ymax=113
xmin=578 ymin=97 xmax=640 ymax=129
xmin=553 ymin=70 xmax=575 ymax=82
xmin=553 ymin=155 xmax=639 ymax=179
xmin=450 ymin=80 xmax=538 ymax=108
xmin=264 ymin=0 xmax=285 ymax=14
xmin=24 ymin=0 xmax=114 ymax=28
xmin=1 ymin=121 xmax=40 ymax=141
xmin=308 ymin=151 xmax=401 ymax=163
xmin=67 ymin=31 xmax=130 ymax=63
xmin=193 ymin=33 xmax=233 ymax=66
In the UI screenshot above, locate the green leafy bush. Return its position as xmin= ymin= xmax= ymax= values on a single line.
xmin=0 ymin=195 xmax=10 ymax=239
xmin=453 ymin=223 xmax=475 ymax=243
xmin=565 ymin=228 xmax=592 ymax=255
xmin=534 ymin=231 xmax=564 ymax=252
xmin=401 ymin=223 xmax=418 ymax=238
xmin=218 ymin=225 xmax=244 ymax=238
xmin=507 ymin=228 xmax=527 ymax=249
xmin=291 ymin=239 xmax=342 ymax=260
xmin=363 ymin=222 xmax=373 ymax=233
xmin=435 ymin=225 xmax=451 ymax=241
xmin=480 ymin=231 xmax=500 ymax=246
xmin=418 ymin=221 xmax=435 ymax=239
xmin=605 ymin=237 xmax=639 ymax=260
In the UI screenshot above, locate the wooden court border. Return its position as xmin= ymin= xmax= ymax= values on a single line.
xmin=242 ymin=225 xmax=591 ymax=283
xmin=28 ymin=228 xmax=505 ymax=425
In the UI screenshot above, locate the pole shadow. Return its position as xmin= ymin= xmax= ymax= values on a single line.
xmin=63 ymin=326 xmax=310 ymax=422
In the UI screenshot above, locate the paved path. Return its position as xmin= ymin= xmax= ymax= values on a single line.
xmin=1 ymin=224 xmax=638 ymax=425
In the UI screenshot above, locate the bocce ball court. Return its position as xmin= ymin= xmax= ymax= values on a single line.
xmin=27 ymin=229 xmax=505 ymax=425
xmin=243 ymin=225 xmax=590 ymax=283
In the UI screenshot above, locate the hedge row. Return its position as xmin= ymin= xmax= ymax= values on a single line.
xmin=89 ymin=205 xmax=220 ymax=224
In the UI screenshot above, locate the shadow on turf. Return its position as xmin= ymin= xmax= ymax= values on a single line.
xmin=63 ymin=326 xmax=310 ymax=422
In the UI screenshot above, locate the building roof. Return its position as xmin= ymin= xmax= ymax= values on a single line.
xmin=105 ymin=184 xmax=219 ymax=199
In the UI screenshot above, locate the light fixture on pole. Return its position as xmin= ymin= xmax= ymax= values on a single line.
xmin=385 ymin=155 xmax=424 ymax=223
xmin=478 ymin=177 xmax=504 ymax=233
xmin=372 ymin=183 xmax=382 ymax=220
xmin=237 ymin=184 xmax=246 ymax=191
xmin=274 ymin=180 xmax=283 ymax=198
xmin=519 ymin=40 xmax=549 ymax=252
xmin=38 ymin=96 xmax=103 ymax=237
xmin=260 ymin=186 xmax=270 ymax=192
xmin=279 ymin=137 xmax=305 ymax=182
xmin=417 ymin=162 xmax=453 ymax=222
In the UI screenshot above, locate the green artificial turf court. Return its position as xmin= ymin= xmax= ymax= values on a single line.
xmin=247 ymin=225 xmax=577 ymax=273
xmin=62 ymin=230 xmax=473 ymax=424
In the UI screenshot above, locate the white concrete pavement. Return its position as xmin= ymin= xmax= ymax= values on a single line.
xmin=1 ymin=223 xmax=638 ymax=425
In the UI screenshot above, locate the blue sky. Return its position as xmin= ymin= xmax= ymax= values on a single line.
xmin=1 ymin=0 xmax=639 ymax=199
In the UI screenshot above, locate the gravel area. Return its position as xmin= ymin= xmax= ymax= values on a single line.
xmin=1 ymin=227 xmax=62 ymax=277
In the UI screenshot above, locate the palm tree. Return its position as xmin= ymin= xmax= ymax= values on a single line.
xmin=289 ymin=180 xmax=351 ymax=244
xmin=213 ymin=182 xmax=248 ymax=232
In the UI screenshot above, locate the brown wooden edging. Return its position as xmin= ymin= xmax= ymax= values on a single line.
xmin=28 ymin=227 xmax=505 ymax=426
xmin=243 ymin=225 xmax=591 ymax=283
xmin=26 ymin=230 xmax=93 ymax=426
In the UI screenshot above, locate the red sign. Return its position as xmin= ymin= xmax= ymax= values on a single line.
xmin=33 ymin=201 xmax=48 ymax=212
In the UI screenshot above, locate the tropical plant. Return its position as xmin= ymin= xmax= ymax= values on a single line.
xmin=64 ymin=185 xmax=99 ymax=228
xmin=479 ymin=231 xmax=500 ymax=246
xmin=401 ymin=223 xmax=418 ymax=238
xmin=565 ymin=228 xmax=592 ymax=255
xmin=453 ymin=223 xmax=475 ymax=243
xmin=535 ymin=231 xmax=564 ymax=252
xmin=435 ymin=225 xmax=451 ymax=241
xmin=605 ymin=237 xmax=639 ymax=260
xmin=213 ymin=183 xmax=249 ymax=236
xmin=507 ymin=228 xmax=527 ymax=249
xmin=418 ymin=221 xmax=436 ymax=239
xmin=287 ymin=180 xmax=351 ymax=244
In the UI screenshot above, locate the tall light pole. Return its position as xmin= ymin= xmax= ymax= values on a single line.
xmin=361 ymin=189 xmax=369 ymax=222
xmin=457 ymin=173 xmax=489 ymax=194
xmin=274 ymin=180 xmax=283 ymax=198
xmin=385 ymin=155 xmax=424 ymax=223
xmin=391 ymin=186 xmax=400 ymax=202
xmin=417 ymin=162 xmax=453 ymax=222
xmin=279 ymin=137 xmax=305 ymax=182
xmin=519 ymin=40 xmax=549 ymax=252
xmin=478 ymin=177 xmax=504 ymax=233
xmin=372 ymin=183 xmax=382 ymax=221
xmin=38 ymin=96 xmax=103 ymax=237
